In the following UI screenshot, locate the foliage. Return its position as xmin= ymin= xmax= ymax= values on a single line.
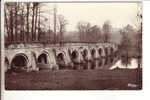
xmin=4 ymin=3 xmax=62 ymax=45
xmin=102 ymin=20 xmax=112 ymax=43
xmin=76 ymin=21 xmax=102 ymax=42
xmin=57 ymin=14 xmax=68 ymax=42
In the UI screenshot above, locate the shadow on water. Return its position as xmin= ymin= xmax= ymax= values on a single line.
xmin=57 ymin=55 xmax=142 ymax=70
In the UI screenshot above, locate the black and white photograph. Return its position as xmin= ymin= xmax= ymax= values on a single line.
xmin=4 ymin=2 xmax=142 ymax=90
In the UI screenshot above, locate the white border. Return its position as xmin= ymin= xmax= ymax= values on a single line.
xmin=3 ymin=0 xmax=143 ymax=2
xmin=2 ymin=0 xmax=150 ymax=100
xmin=1 ymin=0 xmax=5 ymax=100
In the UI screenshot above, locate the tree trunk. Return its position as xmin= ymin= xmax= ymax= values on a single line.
xmin=31 ymin=3 xmax=35 ymax=41
xmin=26 ymin=3 xmax=30 ymax=42
xmin=10 ymin=7 xmax=14 ymax=42
xmin=21 ymin=9 xmax=25 ymax=42
xmin=38 ymin=7 xmax=41 ymax=41
xmin=34 ymin=4 xmax=38 ymax=41
xmin=4 ymin=7 xmax=10 ymax=42
xmin=14 ymin=3 xmax=18 ymax=42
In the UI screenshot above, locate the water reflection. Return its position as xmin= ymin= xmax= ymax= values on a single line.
xmin=60 ymin=56 xmax=142 ymax=70
xmin=110 ymin=57 xmax=142 ymax=70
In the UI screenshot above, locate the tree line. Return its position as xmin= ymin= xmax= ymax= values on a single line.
xmin=4 ymin=2 xmax=142 ymax=54
xmin=76 ymin=20 xmax=112 ymax=43
xmin=5 ymin=3 xmax=41 ymax=43
xmin=4 ymin=2 xmax=119 ymax=44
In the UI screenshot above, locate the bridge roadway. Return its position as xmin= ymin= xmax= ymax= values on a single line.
xmin=5 ymin=42 xmax=118 ymax=72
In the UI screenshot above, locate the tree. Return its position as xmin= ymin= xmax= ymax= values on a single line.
xmin=4 ymin=3 xmax=11 ymax=42
xmin=4 ymin=3 xmax=67 ymax=45
xmin=57 ymin=15 xmax=68 ymax=43
xmin=76 ymin=21 xmax=103 ymax=42
xmin=136 ymin=3 xmax=142 ymax=69
xmin=88 ymin=25 xmax=102 ymax=42
xmin=76 ymin=21 xmax=91 ymax=42
xmin=5 ymin=3 xmax=14 ymax=42
xmin=34 ymin=3 xmax=39 ymax=41
xmin=5 ymin=3 xmax=22 ymax=43
xmin=77 ymin=21 xmax=85 ymax=41
xmin=4 ymin=2 xmax=47 ymax=44
xmin=26 ymin=3 xmax=30 ymax=42
xmin=102 ymin=20 xmax=112 ymax=43
xmin=31 ymin=3 xmax=40 ymax=41
xmin=120 ymin=25 xmax=134 ymax=68
xmin=120 ymin=30 xmax=129 ymax=67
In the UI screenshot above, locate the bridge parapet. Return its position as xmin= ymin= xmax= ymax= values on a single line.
xmin=6 ymin=42 xmax=117 ymax=49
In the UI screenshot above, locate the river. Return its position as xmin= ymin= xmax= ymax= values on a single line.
xmin=58 ymin=56 xmax=142 ymax=70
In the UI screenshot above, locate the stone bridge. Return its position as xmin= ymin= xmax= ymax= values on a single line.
xmin=5 ymin=42 xmax=118 ymax=72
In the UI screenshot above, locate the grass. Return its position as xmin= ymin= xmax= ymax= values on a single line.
xmin=5 ymin=69 xmax=142 ymax=90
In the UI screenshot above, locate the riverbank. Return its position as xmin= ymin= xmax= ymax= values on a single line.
xmin=5 ymin=69 xmax=142 ymax=90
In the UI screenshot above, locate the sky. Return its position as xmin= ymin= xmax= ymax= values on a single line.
xmin=43 ymin=3 xmax=141 ymax=32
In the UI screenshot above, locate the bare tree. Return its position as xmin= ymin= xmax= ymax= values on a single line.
xmin=88 ymin=25 xmax=102 ymax=42
xmin=26 ymin=3 xmax=30 ymax=42
xmin=102 ymin=20 xmax=112 ymax=43
xmin=76 ymin=21 xmax=91 ymax=42
xmin=76 ymin=21 xmax=103 ymax=42
xmin=77 ymin=21 xmax=85 ymax=41
xmin=34 ymin=3 xmax=39 ymax=41
xmin=19 ymin=3 xmax=25 ymax=42
xmin=136 ymin=3 xmax=142 ymax=69
xmin=57 ymin=15 xmax=68 ymax=43
xmin=4 ymin=3 xmax=67 ymax=44
xmin=5 ymin=3 xmax=19 ymax=43
xmin=31 ymin=3 xmax=36 ymax=41
xmin=4 ymin=3 xmax=10 ymax=42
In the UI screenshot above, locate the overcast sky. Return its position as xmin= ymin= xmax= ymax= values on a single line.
xmin=43 ymin=3 xmax=141 ymax=32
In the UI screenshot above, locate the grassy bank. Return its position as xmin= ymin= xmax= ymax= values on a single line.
xmin=5 ymin=69 xmax=142 ymax=90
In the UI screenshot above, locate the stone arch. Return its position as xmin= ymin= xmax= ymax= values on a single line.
xmin=91 ymin=48 xmax=96 ymax=58
xmin=37 ymin=51 xmax=50 ymax=64
xmin=71 ymin=50 xmax=79 ymax=60
xmin=56 ymin=48 xmax=72 ymax=65
xmin=56 ymin=50 xmax=66 ymax=59
xmin=82 ymin=49 xmax=88 ymax=58
xmin=57 ymin=53 xmax=64 ymax=61
xmin=56 ymin=49 xmax=67 ymax=57
xmin=10 ymin=53 xmax=29 ymax=70
xmin=56 ymin=52 xmax=66 ymax=69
